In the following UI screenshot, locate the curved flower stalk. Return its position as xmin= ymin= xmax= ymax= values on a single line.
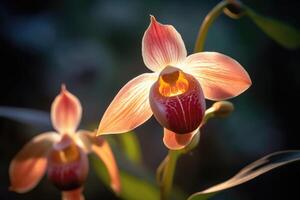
xmin=97 ymin=16 xmax=251 ymax=150
xmin=9 ymin=85 xmax=121 ymax=199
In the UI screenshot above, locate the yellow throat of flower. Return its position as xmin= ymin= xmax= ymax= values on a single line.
xmin=158 ymin=66 xmax=189 ymax=97
xmin=51 ymin=137 xmax=80 ymax=164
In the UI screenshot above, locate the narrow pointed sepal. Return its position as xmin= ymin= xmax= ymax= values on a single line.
xmin=51 ymin=85 xmax=82 ymax=134
xmin=142 ymin=16 xmax=187 ymax=71
xmin=76 ymin=131 xmax=121 ymax=194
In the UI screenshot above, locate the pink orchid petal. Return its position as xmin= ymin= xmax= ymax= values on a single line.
xmin=9 ymin=132 xmax=60 ymax=193
xmin=163 ymin=128 xmax=199 ymax=150
xmin=142 ymin=16 xmax=187 ymax=72
xmin=97 ymin=73 xmax=157 ymax=135
xmin=76 ymin=131 xmax=121 ymax=194
xmin=51 ymin=85 xmax=82 ymax=134
xmin=182 ymin=52 xmax=251 ymax=100
xmin=62 ymin=188 xmax=85 ymax=200
xmin=73 ymin=130 xmax=94 ymax=153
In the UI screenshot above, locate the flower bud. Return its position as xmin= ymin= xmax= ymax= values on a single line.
xmin=47 ymin=135 xmax=89 ymax=191
xmin=211 ymin=101 xmax=234 ymax=117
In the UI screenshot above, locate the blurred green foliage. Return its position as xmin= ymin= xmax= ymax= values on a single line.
xmin=118 ymin=132 xmax=142 ymax=164
xmin=246 ymin=8 xmax=300 ymax=49
xmin=92 ymin=155 xmax=160 ymax=200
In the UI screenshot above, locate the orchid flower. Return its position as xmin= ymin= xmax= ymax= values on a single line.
xmin=9 ymin=85 xmax=121 ymax=200
xmin=97 ymin=16 xmax=251 ymax=150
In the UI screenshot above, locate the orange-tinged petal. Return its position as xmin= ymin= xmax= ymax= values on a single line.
xmin=76 ymin=131 xmax=121 ymax=194
xmin=62 ymin=188 xmax=85 ymax=200
xmin=163 ymin=128 xmax=199 ymax=150
xmin=92 ymin=137 xmax=121 ymax=194
xmin=9 ymin=132 xmax=60 ymax=193
xmin=142 ymin=16 xmax=187 ymax=72
xmin=51 ymin=85 xmax=82 ymax=134
xmin=73 ymin=130 xmax=94 ymax=153
xmin=97 ymin=73 xmax=156 ymax=135
xmin=182 ymin=52 xmax=251 ymax=100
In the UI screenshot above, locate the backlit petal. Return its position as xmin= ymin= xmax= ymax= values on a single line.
xmin=182 ymin=52 xmax=251 ymax=100
xmin=163 ymin=128 xmax=199 ymax=150
xmin=62 ymin=188 xmax=85 ymax=200
xmin=97 ymin=73 xmax=157 ymax=135
xmin=142 ymin=16 xmax=187 ymax=72
xmin=77 ymin=131 xmax=121 ymax=194
xmin=9 ymin=132 xmax=60 ymax=193
xmin=92 ymin=137 xmax=121 ymax=194
xmin=73 ymin=130 xmax=94 ymax=153
xmin=51 ymin=85 xmax=82 ymax=134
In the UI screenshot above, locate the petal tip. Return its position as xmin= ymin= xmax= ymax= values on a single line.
xmin=149 ymin=15 xmax=156 ymax=23
xmin=96 ymin=123 xmax=112 ymax=136
xmin=148 ymin=15 xmax=159 ymax=30
xmin=96 ymin=74 xmax=155 ymax=135
xmin=9 ymin=186 xmax=20 ymax=193
xmin=142 ymin=15 xmax=187 ymax=72
xmin=96 ymin=126 xmax=117 ymax=136
xmin=247 ymin=76 xmax=252 ymax=86
xmin=51 ymin=85 xmax=82 ymax=133
xmin=95 ymin=129 xmax=103 ymax=137
xmin=9 ymin=185 xmax=28 ymax=194
xmin=184 ymin=52 xmax=252 ymax=100
xmin=61 ymin=84 xmax=67 ymax=92
xmin=111 ymin=182 xmax=121 ymax=195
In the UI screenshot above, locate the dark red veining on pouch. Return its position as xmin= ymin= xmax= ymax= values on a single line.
xmin=149 ymin=72 xmax=206 ymax=134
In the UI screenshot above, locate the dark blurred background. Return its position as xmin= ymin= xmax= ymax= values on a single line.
xmin=0 ymin=0 xmax=299 ymax=199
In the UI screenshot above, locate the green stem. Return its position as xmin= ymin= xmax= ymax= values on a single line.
xmin=158 ymin=2 xmax=240 ymax=199
xmin=160 ymin=150 xmax=180 ymax=200
xmin=194 ymin=0 xmax=230 ymax=53
xmin=156 ymin=156 xmax=168 ymax=184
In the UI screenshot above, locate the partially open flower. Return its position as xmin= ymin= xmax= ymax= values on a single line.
xmin=97 ymin=16 xmax=251 ymax=150
xmin=9 ymin=85 xmax=121 ymax=199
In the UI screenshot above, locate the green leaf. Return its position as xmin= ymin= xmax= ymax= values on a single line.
xmin=188 ymin=150 xmax=300 ymax=200
xmin=92 ymin=155 xmax=159 ymax=200
xmin=117 ymin=132 xmax=142 ymax=164
xmin=117 ymin=172 xmax=159 ymax=200
xmin=246 ymin=8 xmax=300 ymax=49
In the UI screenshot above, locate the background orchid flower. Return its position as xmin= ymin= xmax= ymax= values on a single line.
xmin=9 ymin=85 xmax=121 ymax=199
xmin=97 ymin=16 xmax=251 ymax=150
